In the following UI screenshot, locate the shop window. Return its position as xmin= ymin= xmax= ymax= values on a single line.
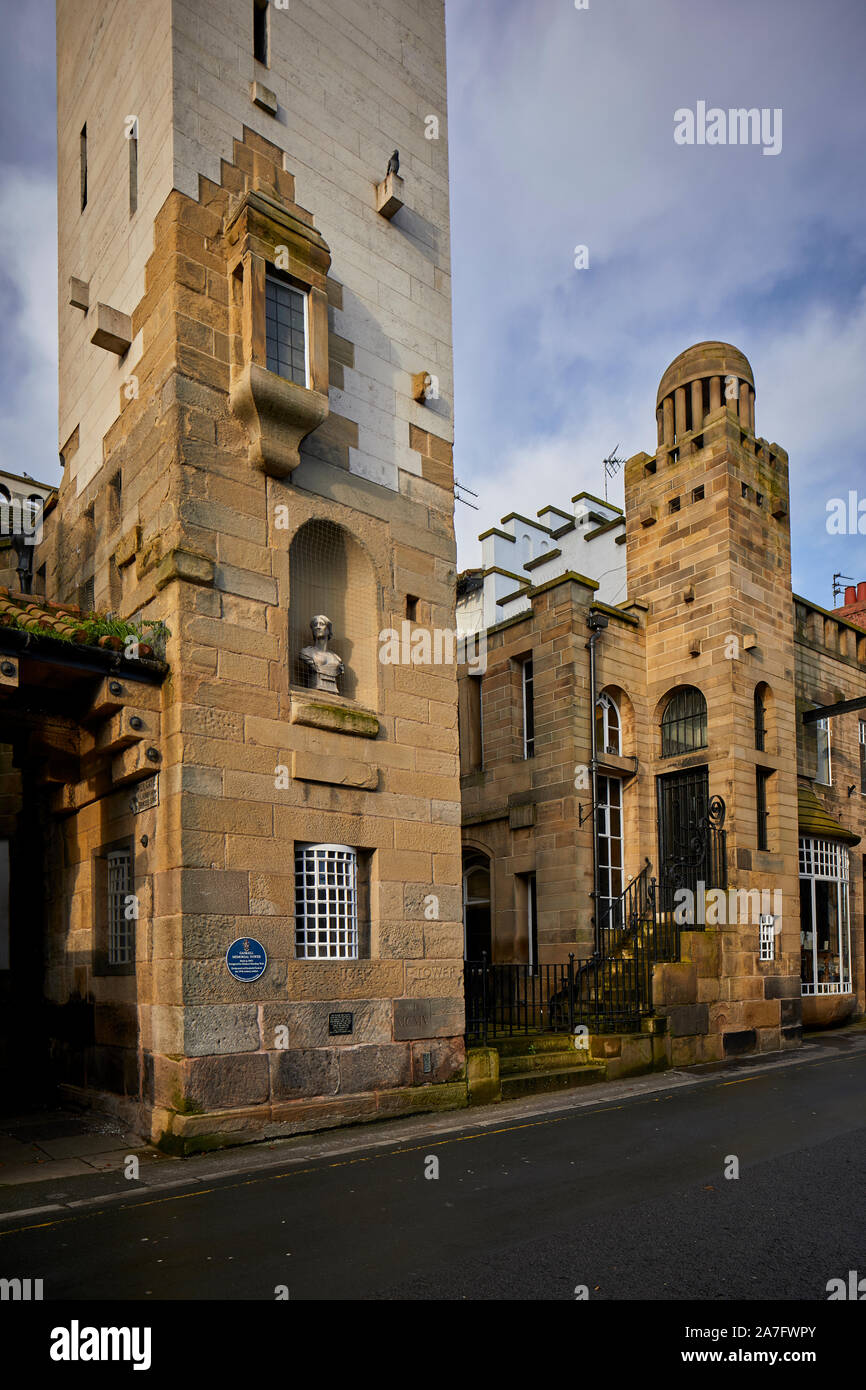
xmin=799 ymin=837 xmax=852 ymax=995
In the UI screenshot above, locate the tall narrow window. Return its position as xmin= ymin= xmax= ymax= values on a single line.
xmin=815 ymin=717 xmax=831 ymax=786
xmin=128 ymin=122 xmax=138 ymax=216
xmin=80 ymin=124 xmax=88 ymax=211
xmin=520 ymin=656 xmax=535 ymax=759
xmin=266 ymin=273 xmax=308 ymax=386
xmin=0 ymin=838 xmax=9 ymax=971
xmin=295 ymin=844 xmax=358 ymax=960
xmin=107 ymin=848 xmax=133 ymax=966
xmin=254 ymin=0 xmax=269 ymax=65
xmin=754 ymin=685 xmax=766 ymax=751
xmin=595 ymin=693 xmax=621 ymax=756
xmin=756 ymin=767 xmax=772 ymax=851
xmin=859 ymin=720 xmax=866 ymax=795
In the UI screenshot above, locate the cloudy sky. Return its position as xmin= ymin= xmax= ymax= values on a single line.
xmin=1 ymin=0 xmax=864 ymax=605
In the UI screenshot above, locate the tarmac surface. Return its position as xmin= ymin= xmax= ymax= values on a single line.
xmin=0 ymin=1026 xmax=864 ymax=1300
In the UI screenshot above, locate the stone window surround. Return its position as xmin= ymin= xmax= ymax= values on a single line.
xmin=226 ymin=188 xmax=330 ymax=478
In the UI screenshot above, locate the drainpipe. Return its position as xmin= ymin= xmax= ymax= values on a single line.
xmin=586 ymin=609 xmax=609 ymax=954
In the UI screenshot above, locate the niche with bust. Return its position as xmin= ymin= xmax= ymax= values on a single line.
xmin=288 ymin=519 xmax=377 ymax=707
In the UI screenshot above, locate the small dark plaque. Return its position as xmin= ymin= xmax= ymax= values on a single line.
xmin=329 ymin=1011 xmax=354 ymax=1036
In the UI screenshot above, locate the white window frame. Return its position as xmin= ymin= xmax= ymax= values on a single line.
xmin=521 ymin=656 xmax=535 ymax=759
xmin=759 ymin=916 xmax=775 ymax=962
xmin=596 ymin=692 xmax=621 ymax=756
xmin=596 ymin=775 xmax=624 ymax=922
xmin=295 ymin=843 xmax=358 ymax=960
xmin=799 ymin=835 xmax=851 ymax=996
xmin=265 ymin=273 xmax=310 ymax=388
xmin=815 ymin=716 xmax=831 ymax=786
xmin=859 ymin=719 xmax=866 ymax=795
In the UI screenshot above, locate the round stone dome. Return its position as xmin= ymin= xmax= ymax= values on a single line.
xmin=656 ymin=342 xmax=754 ymax=407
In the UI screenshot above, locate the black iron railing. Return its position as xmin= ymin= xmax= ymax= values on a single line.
xmin=465 ymin=799 xmax=729 ymax=1043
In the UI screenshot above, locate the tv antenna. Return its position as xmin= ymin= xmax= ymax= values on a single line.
xmin=602 ymin=445 xmax=626 ymax=503
xmin=455 ymin=478 xmax=479 ymax=511
xmin=832 ymin=572 xmax=855 ymax=603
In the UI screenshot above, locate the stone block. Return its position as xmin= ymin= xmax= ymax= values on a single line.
xmin=410 ymin=1037 xmax=464 ymax=1085
xmin=270 ymin=1047 xmax=338 ymax=1100
xmin=763 ymin=975 xmax=800 ymax=1001
xmin=91 ymin=302 xmax=132 ymax=355
xmin=467 ymin=1046 xmax=499 ymax=1105
xmin=292 ymin=750 xmax=379 ymax=790
xmin=179 ymin=1053 xmax=270 ymax=1110
xmin=393 ymin=996 xmax=464 ymax=1040
xmin=376 ymin=171 xmax=404 ymax=219
xmin=182 ymin=1005 xmax=260 ymax=1057
xmin=652 ymin=961 xmax=697 ymax=1008
xmin=155 ymin=547 xmax=215 ymax=591
xmin=722 ymin=1028 xmax=757 ymax=1057
xmin=338 ymin=1043 xmax=412 ymax=1093
xmin=261 ymin=998 xmax=393 ymax=1049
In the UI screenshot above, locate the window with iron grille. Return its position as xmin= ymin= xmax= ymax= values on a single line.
xmin=107 ymin=848 xmax=133 ymax=966
xmin=756 ymin=767 xmax=772 ymax=851
xmin=860 ymin=720 xmax=866 ymax=795
xmin=265 ymin=274 xmax=308 ymax=386
xmin=520 ymin=656 xmax=535 ymax=759
xmin=295 ymin=844 xmax=358 ymax=960
xmin=660 ymin=686 xmax=707 ymax=757
xmin=92 ymin=837 xmax=136 ymax=975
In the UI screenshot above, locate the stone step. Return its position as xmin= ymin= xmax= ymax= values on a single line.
xmin=499 ymin=1047 xmax=594 ymax=1077
xmin=500 ymin=1065 xmax=607 ymax=1101
xmin=493 ymin=1033 xmax=579 ymax=1058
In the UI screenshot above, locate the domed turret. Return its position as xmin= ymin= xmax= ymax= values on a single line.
xmin=656 ymin=341 xmax=755 ymax=445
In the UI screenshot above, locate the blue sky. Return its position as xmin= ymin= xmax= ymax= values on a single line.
xmin=2 ymin=0 xmax=865 ymax=606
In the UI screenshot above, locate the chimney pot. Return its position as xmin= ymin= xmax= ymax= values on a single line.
xmin=857 ymin=582 xmax=866 ymax=602
xmin=845 ymin=586 xmax=857 ymax=605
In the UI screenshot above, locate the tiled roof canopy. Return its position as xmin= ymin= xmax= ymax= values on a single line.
xmin=797 ymin=785 xmax=861 ymax=847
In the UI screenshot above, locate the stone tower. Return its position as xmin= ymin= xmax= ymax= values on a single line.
xmin=46 ymin=0 xmax=464 ymax=1147
xmin=624 ymin=342 xmax=802 ymax=1054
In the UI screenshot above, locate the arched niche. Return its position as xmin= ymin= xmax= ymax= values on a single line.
xmin=288 ymin=518 xmax=377 ymax=706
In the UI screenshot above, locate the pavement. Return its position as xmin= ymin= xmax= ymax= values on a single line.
xmin=0 ymin=1024 xmax=864 ymax=1299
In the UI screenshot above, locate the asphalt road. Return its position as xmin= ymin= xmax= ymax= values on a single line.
xmin=1 ymin=1035 xmax=865 ymax=1301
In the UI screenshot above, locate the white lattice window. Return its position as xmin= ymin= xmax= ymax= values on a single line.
xmin=295 ymin=844 xmax=358 ymax=959
xmin=759 ymin=916 xmax=775 ymax=962
xmin=107 ymin=848 xmax=133 ymax=966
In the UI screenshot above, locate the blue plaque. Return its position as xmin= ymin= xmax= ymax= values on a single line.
xmin=226 ymin=937 xmax=267 ymax=982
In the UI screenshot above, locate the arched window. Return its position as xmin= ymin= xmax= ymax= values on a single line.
xmin=595 ymin=692 xmax=621 ymax=756
xmin=462 ymin=850 xmax=491 ymax=960
xmin=289 ymin=518 xmax=376 ymax=704
xmin=660 ymin=685 xmax=707 ymax=757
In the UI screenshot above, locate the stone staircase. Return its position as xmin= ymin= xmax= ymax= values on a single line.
xmin=493 ymin=1033 xmax=607 ymax=1100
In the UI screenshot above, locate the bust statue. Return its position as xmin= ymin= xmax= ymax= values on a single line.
xmin=299 ymin=614 xmax=344 ymax=694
